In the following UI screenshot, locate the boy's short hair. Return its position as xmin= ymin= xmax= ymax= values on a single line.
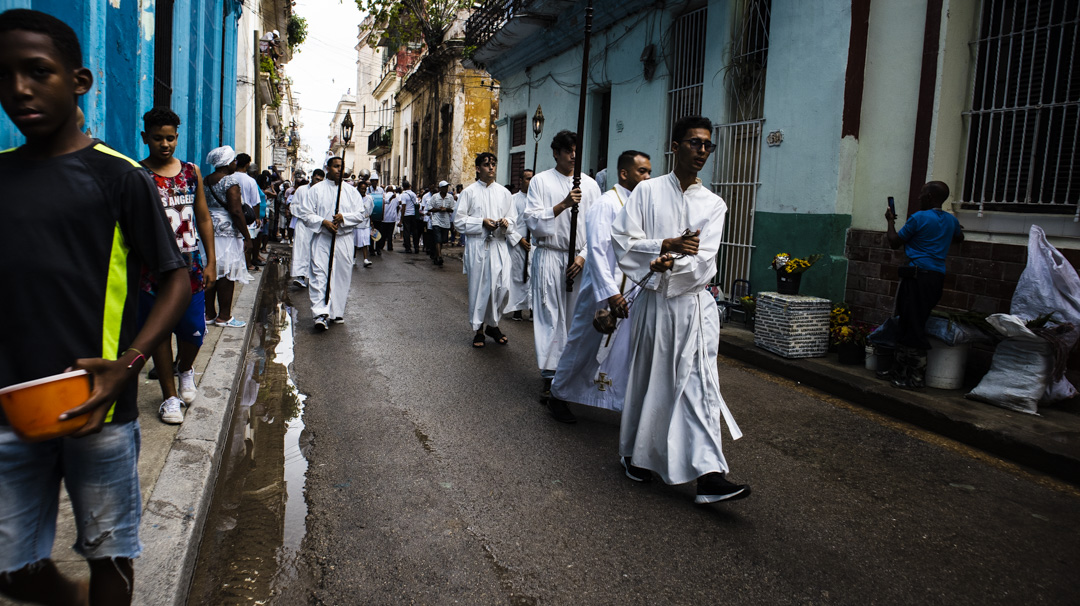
xmin=474 ymin=152 xmax=496 ymax=167
xmin=550 ymin=130 xmax=577 ymax=154
xmin=142 ymin=107 xmax=180 ymax=132
xmin=0 ymin=9 xmax=82 ymax=69
xmin=671 ymin=115 xmax=713 ymax=144
xmin=235 ymin=153 xmax=252 ymax=168
xmin=312 ymin=168 xmax=325 ymax=178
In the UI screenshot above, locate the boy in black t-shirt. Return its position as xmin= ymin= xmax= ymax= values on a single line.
xmin=0 ymin=10 xmax=189 ymax=605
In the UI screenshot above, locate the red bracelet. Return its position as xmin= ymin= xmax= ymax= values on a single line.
xmin=123 ymin=348 xmax=146 ymax=369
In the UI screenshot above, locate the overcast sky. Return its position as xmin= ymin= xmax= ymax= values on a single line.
xmin=288 ymin=0 xmax=365 ymax=172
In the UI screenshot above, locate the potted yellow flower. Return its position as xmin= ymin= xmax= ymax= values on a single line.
xmin=771 ymin=253 xmax=822 ymax=295
xmin=831 ymin=322 xmax=871 ymax=364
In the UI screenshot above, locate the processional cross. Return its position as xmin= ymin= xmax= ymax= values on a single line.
xmin=594 ymin=373 xmax=613 ymax=392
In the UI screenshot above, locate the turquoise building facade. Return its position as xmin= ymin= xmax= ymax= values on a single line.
xmin=0 ymin=0 xmax=240 ymax=168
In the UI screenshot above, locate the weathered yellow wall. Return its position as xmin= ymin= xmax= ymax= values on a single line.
xmin=461 ymin=69 xmax=499 ymax=187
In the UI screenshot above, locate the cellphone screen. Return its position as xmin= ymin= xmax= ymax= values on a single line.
xmin=887 ymin=196 xmax=896 ymax=212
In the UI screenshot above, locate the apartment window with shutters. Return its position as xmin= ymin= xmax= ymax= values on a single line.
xmin=961 ymin=0 xmax=1079 ymax=216
xmin=509 ymin=115 xmax=527 ymax=188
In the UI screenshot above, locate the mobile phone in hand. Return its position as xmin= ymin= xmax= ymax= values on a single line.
xmin=887 ymin=196 xmax=896 ymax=213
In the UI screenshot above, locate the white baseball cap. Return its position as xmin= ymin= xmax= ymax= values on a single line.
xmin=439 ymin=180 xmax=449 ymax=187
xmin=370 ymin=171 xmax=380 ymax=181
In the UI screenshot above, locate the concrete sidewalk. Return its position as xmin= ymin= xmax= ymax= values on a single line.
xmin=717 ymin=321 xmax=1080 ymax=486
xmin=0 ymin=271 xmax=263 ymax=606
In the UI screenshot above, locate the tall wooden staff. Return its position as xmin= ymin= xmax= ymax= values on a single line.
xmin=325 ymin=110 xmax=354 ymax=305
xmin=567 ymin=0 xmax=593 ymax=292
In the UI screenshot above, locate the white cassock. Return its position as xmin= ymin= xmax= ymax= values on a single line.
xmin=505 ymin=191 xmax=531 ymax=313
xmin=453 ymin=181 xmax=514 ymax=330
xmin=290 ymin=183 xmax=314 ymax=280
xmin=612 ymin=172 xmax=743 ymax=485
xmin=525 ymin=169 xmax=602 ymax=372
xmin=354 ymin=192 xmax=374 ymax=249
xmin=551 ymin=185 xmax=633 ymax=411
xmin=297 ymin=179 xmax=365 ymax=319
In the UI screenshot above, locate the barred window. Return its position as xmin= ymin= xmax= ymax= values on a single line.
xmin=962 ymin=0 xmax=1079 ymax=214
xmin=666 ymin=7 xmax=707 ymax=169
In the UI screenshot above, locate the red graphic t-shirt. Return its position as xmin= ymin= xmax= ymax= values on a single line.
xmin=141 ymin=162 xmax=205 ymax=294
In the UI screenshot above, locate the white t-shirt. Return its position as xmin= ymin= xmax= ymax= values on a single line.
xmin=428 ymin=193 xmax=456 ymax=229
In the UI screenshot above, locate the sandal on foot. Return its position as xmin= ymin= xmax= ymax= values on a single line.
xmin=472 ymin=332 xmax=486 ymax=348
xmin=485 ymin=326 xmax=508 ymax=345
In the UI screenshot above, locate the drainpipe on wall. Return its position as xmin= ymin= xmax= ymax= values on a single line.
xmin=254 ymin=30 xmax=262 ymax=169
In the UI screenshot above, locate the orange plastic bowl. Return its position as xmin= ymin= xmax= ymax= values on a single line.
xmin=0 ymin=370 xmax=91 ymax=441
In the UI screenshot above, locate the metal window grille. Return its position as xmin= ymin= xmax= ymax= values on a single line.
xmin=962 ymin=0 xmax=1079 ymax=217
xmin=711 ymin=120 xmax=764 ymax=296
xmin=153 ymin=0 xmax=174 ymax=108
xmin=711 ymin=0 xmax=770 ymax=296
xmin=726 ymin=0 xmax=771 ymax=122
xmin=666 ymin=7 xmax=707 ymax=170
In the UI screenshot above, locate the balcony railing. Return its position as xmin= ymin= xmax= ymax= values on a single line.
xmin=465 ymin=0 xmax=527 ymax=51
xmin=368 ymin=125 xmax=392 ymax=155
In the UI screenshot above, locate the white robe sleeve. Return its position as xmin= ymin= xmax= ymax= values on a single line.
xmin=506 ymin=195 xmax=525 ymax=247
xmin=665 ymin=195 xmax=727 ymax=297
xmin=524 ymin=176 xmax=559 ymax=237
xmin=498 ymin=191 xmax=515 ymax=242
xmin=296 ymin=186 xmax=325 ymax=234
xmin=612 ymin=183 xmax=664 ymax=286
xmin=452 ymin=187 xmax=484 ymax=236
xmin=587 ymin=200 xmax=620 ymax=303
xmin=338 ymin=187 xmax=365 ymax=228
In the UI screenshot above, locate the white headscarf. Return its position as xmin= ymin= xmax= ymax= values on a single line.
xmin=207 ymin=145 xmax=236 ymax=168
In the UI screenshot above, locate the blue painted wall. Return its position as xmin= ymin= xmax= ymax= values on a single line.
xmin=0 ymin=0 xmax=240 ymax=168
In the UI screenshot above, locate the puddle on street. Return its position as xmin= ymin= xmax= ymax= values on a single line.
xmin=188 ymin=252 xmax=311 ymax=605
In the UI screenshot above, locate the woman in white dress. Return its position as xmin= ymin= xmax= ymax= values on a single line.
xmin=202 ymin=146 xmax=253 ymax=327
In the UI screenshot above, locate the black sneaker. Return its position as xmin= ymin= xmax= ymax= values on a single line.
xmin=695 ymin=473 xmax=750 ymax=504
xmin=540 ymin=377 xmax=553 ymax=404
xmin=621 ymin=457 xmax=652 ymax=482
xmin=511 ymin=311 xmax=523 ymax=321
xmin=314 ymin=315 xmax=329 ymax=331
xmin=547 ymin=397 xmax=577 ymax=424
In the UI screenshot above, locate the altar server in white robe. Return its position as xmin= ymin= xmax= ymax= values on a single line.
xmin=612 ymin=116 xmax=750 ymax=503
xmin=454 ymin=152 xmax=515 ymax=347
xmin=505 ymin=169 xmax=533 ymax=319
xmin=297 ymin=157 xmax=365 ymax=330
xmin=525 ymin=130 xmax=602 ymax=402
xmin=353 ymin=180 xmax=374 ymax=268
xmin=290 ymin=169 xmax=323 ymax=287
xmin=548 ymin=151 xmax=652 ymax=423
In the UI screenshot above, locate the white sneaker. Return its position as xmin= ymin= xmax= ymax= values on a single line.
xmin=178 ymin=369 xmax=197 ymax=404
xmin=293 ymin=276 xmax=307 ymax=288
xmin=159 ymin=396 xmax=184 ymax=424
xmin=363 ymin=259 xmax=372 ymax=267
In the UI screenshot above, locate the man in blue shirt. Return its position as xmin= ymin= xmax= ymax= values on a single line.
xmin=883 ymin=181 xmax=964 ymax=388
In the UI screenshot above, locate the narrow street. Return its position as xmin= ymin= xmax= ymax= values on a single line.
xmin=270 ymin=249 xmax=1079 ymax=605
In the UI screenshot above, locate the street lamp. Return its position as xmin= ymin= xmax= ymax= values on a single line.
xmin=531 ymin=104 xmax=544 ymax=172
xmin=341 ymin=109 xmax=355 ymax=144
xmin=324 ymin=109 xmax=355 ymax=306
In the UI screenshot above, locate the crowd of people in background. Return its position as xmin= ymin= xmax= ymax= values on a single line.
xmin=0 ymin=9 xmax=750 ymax=605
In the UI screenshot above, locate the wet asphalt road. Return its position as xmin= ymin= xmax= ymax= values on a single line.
xmin=281 ymin=247 xmax=1080 ymax=605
